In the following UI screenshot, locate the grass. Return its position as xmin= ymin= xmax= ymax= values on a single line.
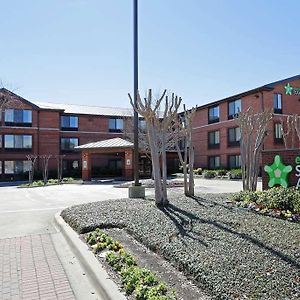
xmin=62 ymin=193 xmax=300 ymax=300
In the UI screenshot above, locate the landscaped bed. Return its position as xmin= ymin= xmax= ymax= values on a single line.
xmin=62 ymin=193 xmax=300 ymax=300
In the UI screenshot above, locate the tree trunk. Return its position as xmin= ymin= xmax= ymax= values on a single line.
xmin=148 ymin=122 xmax=164 ymax=206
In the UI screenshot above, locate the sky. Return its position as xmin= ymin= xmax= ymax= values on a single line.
xmin=1 ymin=0 xmax=300 ymax=109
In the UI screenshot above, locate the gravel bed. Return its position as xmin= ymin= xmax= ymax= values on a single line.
xmin=62 ymin=193 xmax=300 ymax=300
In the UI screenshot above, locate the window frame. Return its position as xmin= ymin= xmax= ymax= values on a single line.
xmin=109 ymin=117 xmax=124 ymax=132
xmin=208 ymin=156 xmax=221 ymax=169
xmin=274 ymin=122 xmax=284 ymax=144
xmin=273 ymin=93 xmax=282 ymax=114
xmin=228 ymin=154 xmax=241 ymax=169
xmin=228 ymin=99 xmax=241 ymax=119
xmin=4 ymin=109 xmax=32 ymax=127
xmin=60 ymin=137 xmax=79 ymax=152
xmin=3 ymin=134 xmax=33 ymax=151
xmin=227 ymin=127 xmax=241 ymax=147
xmin=208 ymin=106 xmax=220 ymax=124
xmin=61 ymin=115 xmax=79 ymax=131
xmin=208 ymin=130 xmax=220 ymax=149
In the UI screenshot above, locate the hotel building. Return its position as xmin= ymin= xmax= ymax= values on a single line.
xmin=1 ymin=74 xmax=300 ymax=180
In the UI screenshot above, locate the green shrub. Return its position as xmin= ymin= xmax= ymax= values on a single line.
xmin=62 ymin=177 xmax=75 ymax=183
xmin=203 ymin=170 xmax=216 ymax=179
xmin=231 ymin=187 xmax=300 ymax=215
xmin=106 ymin=249 xmax=137 ymax=272
xmin=216 ymin=169 xmax=227 ymax=176
xmin=228 ymin=169 xmax=242 ymax=179
xmin=193 ymin=168 xmax=202 ymax=175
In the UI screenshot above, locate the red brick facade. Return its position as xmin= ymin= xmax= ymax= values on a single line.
xmin=192 ymin=76 xmax=300 ymax=169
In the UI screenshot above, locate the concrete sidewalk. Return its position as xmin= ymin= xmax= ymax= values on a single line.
xmin=0 ymin=234 xmax=75 ymax=300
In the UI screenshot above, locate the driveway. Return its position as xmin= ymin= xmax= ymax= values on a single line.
xmin=0 ymin=178 xmax=252 ymax=238
xmin=0 ymin=179 xmax=250 ymax=300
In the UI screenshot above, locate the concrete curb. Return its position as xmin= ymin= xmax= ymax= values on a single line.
xmin=54 ymin=212 xmax=127 ymax=300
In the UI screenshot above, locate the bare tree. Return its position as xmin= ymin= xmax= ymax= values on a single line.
xmin=129 ymin=89 xmax=181 ymax=206
xmin=235 ymin=108 xmax=273 ymax=191
xmin=26 ymin=155 xmax=38 ymax=184
xmin=279 ymin=115 xmax=295 ymax=149
xmin=40 ymin=155 xmax=52 ymax=185
xmin=173 ymin=105 xmax=197 ymax=196
xmin=55 ymin=155 xmax=65 ymax=183
xmin=292 ymin=114 xmax=300 ymax=147
xmin=278 ymin=114 xmax=300 ymax=149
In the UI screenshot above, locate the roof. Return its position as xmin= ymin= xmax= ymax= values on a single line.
xmin=197 ymin=74 xmax=300 ymax=110
xmin=32 ymin=101 xmax=134 ymax=117
xmin=75 ymin=137 xmax=134 ymax=150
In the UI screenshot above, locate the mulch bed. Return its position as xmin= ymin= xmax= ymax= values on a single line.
xmin=62 ymin=193 xmax=300 ymax=300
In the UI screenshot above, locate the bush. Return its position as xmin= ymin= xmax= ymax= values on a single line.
xmin=232 ymin=187 xmax=300 ymax=215
xmin=193 ymin=168 xmax=202 ymax=175
xmin=216 ymin=169 xmax=227 ymax=176
xmin=228 ymin=168 xmax=242 ymax=179
xmin=203 ymin=170 xmax=216 ymax=179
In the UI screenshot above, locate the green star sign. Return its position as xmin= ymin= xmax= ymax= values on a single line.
xmin=264 ymin=155 xmax=292 ymax=188
xmin=284 ymin=83 xmax=293 ymax=95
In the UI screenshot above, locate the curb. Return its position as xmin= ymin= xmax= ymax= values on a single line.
xmin=54 ymin=212 xmax=127 ymax=300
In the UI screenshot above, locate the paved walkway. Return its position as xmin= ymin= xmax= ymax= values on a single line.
xmin=0 ymin=234 xmax=75 ymax=300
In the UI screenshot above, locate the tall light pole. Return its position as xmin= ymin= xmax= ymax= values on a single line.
xmin=133 ymin=0 xmax=139 ymax=186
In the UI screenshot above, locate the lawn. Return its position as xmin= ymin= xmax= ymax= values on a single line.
xmin=62 ymin=193 xmax=300 ymax=300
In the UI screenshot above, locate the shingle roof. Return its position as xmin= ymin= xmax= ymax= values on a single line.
xmin=32 ymin=101 xmax=134 ymax=117
xmin=75 ymin=137 xmax=133 ymax=150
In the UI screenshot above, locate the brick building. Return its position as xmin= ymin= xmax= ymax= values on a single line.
xmin=192 ymin=75 xmax=300 ymax=170
xmin=0 ymin=88 xmax=138 ymax=180
xmin=1 ymin=74 xmax=300 ymax=181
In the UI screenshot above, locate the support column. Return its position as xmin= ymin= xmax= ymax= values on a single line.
xmin=124 ymin=149 xmax=134 ymax=180
xmin=82 ymin=151 xmax=91 ymax=181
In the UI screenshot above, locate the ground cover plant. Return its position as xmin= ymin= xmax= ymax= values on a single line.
xmin=85 ymin=228 xmax=176 ymax=300
xmin=20 ymin=177 xmax=78 ymax=187
xmin=62 ymin=193 xmax=300 ymax=300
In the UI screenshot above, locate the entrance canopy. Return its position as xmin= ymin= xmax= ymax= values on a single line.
xmin=76 ymin=137 xmax=133 ymax=151
xmin=75 ymin=137 xmax=134 ymax=180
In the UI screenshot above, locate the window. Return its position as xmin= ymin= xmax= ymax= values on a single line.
xmin=61 ymin=138 xmax=79 ymax=151
xmin=4 ymin=135 xmax=32 ymax=150
xmin=273 ymin=93 xmax=282 ymax=114
xmin=228 ymin=127 xmax=241 ymax=147
xmin=208 ymin=156 xmax=220 ymax=169
xmin=228 ymin=155 xmax=241 ymax=169
xmin=109 ymin=118 xmax=123 ymax=132
xmin=139 ymin=119 xmax=146 ymax=130
xmin=228 ymin=99 xmax=241 ymax=119
xmin=208 ymin=131 xmax=220 ymax=149
xmin=4 ymin=161 xmax=31 ymax=174
xmin=208 ymin=106 xmax=220 ymax=124
xmin=274 ymin=123 xmax=283 ymax=144
xmin=61 ymin=115 xmax=78 ymax=130
xmin=4 ymin=109 xmax=32 ymax=126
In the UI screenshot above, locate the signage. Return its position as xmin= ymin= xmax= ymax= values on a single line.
xmin=264 ymin=155 xmax=300 ymax=188
xmin=284 ymin=83 xmax=300 ymax=95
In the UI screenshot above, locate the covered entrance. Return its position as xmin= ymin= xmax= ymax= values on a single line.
xmin=75 ymin=138 xmax=134 ymax=181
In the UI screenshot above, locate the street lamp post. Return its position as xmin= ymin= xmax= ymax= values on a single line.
xmin=133 ymin=0 xmax=139 ymax=187
xmin=129 ymin=0 xmax=145 ymax=198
